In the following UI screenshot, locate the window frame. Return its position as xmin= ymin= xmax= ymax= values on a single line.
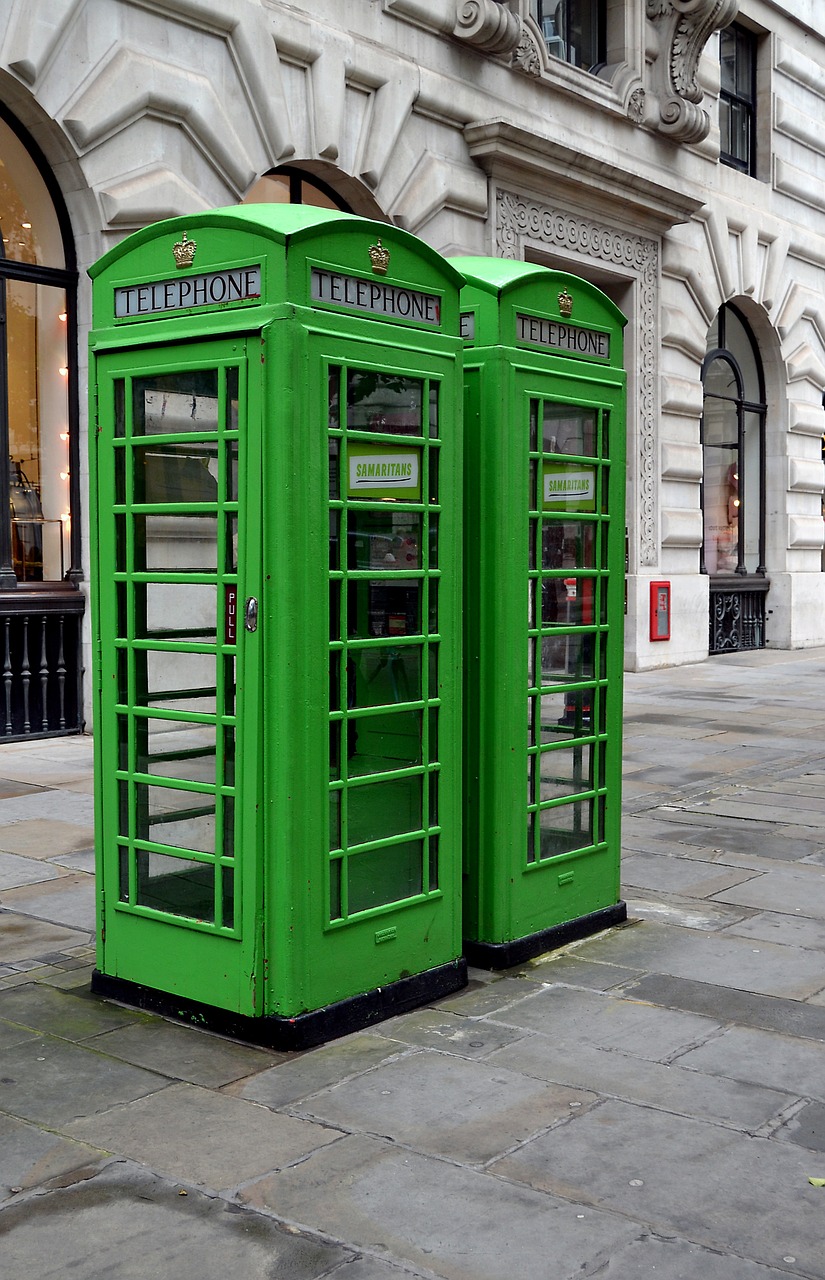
xmin=719 ymin=22 xmax=757 ymax=175
xmin=530 ymin=0 xmax=608 ymax=74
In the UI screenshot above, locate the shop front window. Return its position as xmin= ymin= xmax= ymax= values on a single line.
xmin=0 ymin=108 xmax=79 ymax=586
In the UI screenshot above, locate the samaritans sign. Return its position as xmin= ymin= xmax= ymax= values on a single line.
xmin=348 ymin=445 xmax=421 ymax=500
xmin=543 ymin=465 xmax=595 ymax=511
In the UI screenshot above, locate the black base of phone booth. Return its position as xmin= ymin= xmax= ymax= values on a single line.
xmin=91 ymin=960 xmax=468 ymax=1051
xmin=462 ymin=901 xmax=627 ymax=971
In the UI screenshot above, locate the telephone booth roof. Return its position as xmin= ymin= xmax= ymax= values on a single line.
xmin=89 ymin=204 xmax=464 ymax=338
xmin=452 ymin=256 xmax=626 ymax=367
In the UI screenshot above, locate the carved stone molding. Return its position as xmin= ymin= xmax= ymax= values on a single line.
xmin=454 ymin=1 xmax=521 ymax=54
xmin=646 ymin=0 xmax=740 ymax=143
xmin=511 ymin=25 xmax=542 ymax=76
xmin=495 ymin=189 xmax=660 ymax=567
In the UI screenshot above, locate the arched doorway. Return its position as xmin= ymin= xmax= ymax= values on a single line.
xmin=701 ymin=303 xmax=767 ymax=653
xmin=0 ymin=104 xmax=83 ymax=736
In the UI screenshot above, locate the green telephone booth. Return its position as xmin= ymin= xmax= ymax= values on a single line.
xmin=88 ymin=205 xmax=466 ymax=1047
xmin=454 ymin=258 xmax=627 ymax=967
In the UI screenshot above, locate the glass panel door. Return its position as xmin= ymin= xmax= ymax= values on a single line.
xmin=527 ymin=397 xmax=607 ymax=863
xmin=328 ymin=365 xmax=441 ymax=919
xmin=95 ymin=341 xmax=261 ymax=1007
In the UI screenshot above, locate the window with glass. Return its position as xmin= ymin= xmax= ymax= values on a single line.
xmin=527 ymin=397 xmax=610 ymax=863
xmin=328 ymin=366 xmax=441 ymax=919
xmin=720 ymin=23 xmax=757 ymax=174
xmin=243 ymin=166 xmax=351 ymax=211
xmin=530 ymin=0 xmax=606 ymax=72
xmin=0 ymin=109 xmax=80 ymax=587
xmin=701 ymin=305 xmax=766 ymax=577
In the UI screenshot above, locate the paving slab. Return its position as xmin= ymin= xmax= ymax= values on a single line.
xmin=431 ymin=972 xmax=546 ymax=1016
xmin=593 ymin=1235 xmax=812 ymax=1280
xmin=577 ymin=920 xmax=825 ymax=999
xmin=487 ymin=1033 xmax=794 ymax=1132
xmin=88 ymin=1019 xmax=283 ymax=1087
xmin=677 ymin=1025 xmax=825 ymax=1102
xmin=65 ymin=1081 xmax=343 ymax=1191
xmin=0 ymin=872 xmax=95 ymax=931
xmin=371 ymin=1006 xmax=528 ymax=1059
xmin=227 ymin=1032 xmax=408 ymax=1110
xmin=293 ymin=1048 xmax=595 ymax=1164
xmin=0 ymin=1113 xmax=105 ymax=1202
xmin=239 ymin=1132 xmax=640 ymax=1280
xmin=0 ymin=852 xmax=65 ymax=890
xmin=0 ymin=981 xmax=148 ymax=1040
xmin=621 ymin=851 xmax=759 ymax=897
xmin=520 ymin=953 xmax=644 ymax=991
xmin=0 ymin=1159 xmax=352 ymax=1280
xmin=775 ymin=1101 xmax=825 ymax=1154
xmin=623 ymin=973 xmax=825 ymax=1042
xmin=491 ymin=1099 xmax=825 ymax=1277
xmin=0 ymin=818 xmax=95 ymax=858
xmin=711 ymin=866 xmax=825 ymax=918
xmin=0 ymin=1036 xmax=170 ymax=1126
xmin=0 ymin=789 xmax=95 ymax=824
xmin=487 ymin=982 xmax=721 ymax=1062
xmin=0 ymin=913 xmax=90 ymax=965
xmin=722 ymin=910 xmax=825 ymax=951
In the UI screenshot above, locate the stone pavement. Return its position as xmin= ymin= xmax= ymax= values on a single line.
xmin=2 ymin=647 xmax=825 ymax=1279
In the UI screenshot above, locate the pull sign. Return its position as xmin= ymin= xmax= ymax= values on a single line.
xmin=224 ymin=586 xmax=238 ymax=645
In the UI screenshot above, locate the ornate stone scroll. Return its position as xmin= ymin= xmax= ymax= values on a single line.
xmin=646 ymin=0 xmax=740 ymax=143
xmin=453 ymin=1 xmax=522 ymax=54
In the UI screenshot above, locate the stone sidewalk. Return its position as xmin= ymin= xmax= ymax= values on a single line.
xmin=2 ymin=648 xmax=825 ymax=1278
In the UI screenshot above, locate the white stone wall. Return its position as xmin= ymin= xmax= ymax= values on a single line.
xmin=1 ymin=0 xmax=824 ymax=685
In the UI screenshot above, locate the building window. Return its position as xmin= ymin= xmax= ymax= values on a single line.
xmin=0 ymin=109 xmax=80 ymax=586
xmin=719 ymin=24 xmax=756 ymax=174
xmin=531 ymin=1 xmax=606 ymax=72
xmin=701 ymin=305 xmax=766 ymax=579
xmin=243 ymin=166 xmax=352 ymax=212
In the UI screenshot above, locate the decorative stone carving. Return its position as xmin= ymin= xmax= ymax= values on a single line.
xmin=453 ymin=1 xmax=521 ymax=55
xmin=511 ymin=25 xmax=542 ymax=76
xmin=495 ymin=190 xmax=660 ymax=567
xmin=646 ymin=0 xmax=740 ymax=143
xmin=627 ymin=87 xmax=647 ymax=124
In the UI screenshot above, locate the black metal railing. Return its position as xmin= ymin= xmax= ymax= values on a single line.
xmin=0 ymin=589 xmax=84 ymax=739
xmin=709 ymin=578 xmax=768 ymax=654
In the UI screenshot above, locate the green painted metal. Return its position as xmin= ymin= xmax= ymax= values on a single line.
xmin=89 ymin=207 xmax=465 ymax=1030
xmin=454 ymin=257 xmax=627 ymax=957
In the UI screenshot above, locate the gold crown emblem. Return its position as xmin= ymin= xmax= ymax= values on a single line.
xmin=369 ymin=238 xmax=390 ymax=275
xmin=173 ymin=231 xmax=197 ymax=270
xmin=558 ymin=288 xmax=573 ymax=318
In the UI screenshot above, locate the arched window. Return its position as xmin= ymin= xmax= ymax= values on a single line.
xmin=702 ymin=304 xmax=768 ymax=653
xmin=0 ymin=106 xmax=80 ymax=586
xmin=701 ymin=305 xmax=766 ymax=578
xmin=243 ymin=166 xmax=352 ymax=212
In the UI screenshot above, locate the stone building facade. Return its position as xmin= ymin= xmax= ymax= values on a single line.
xmin=0 ymin=0 xmax=823 ymax=734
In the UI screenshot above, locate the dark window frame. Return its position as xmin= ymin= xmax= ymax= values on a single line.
xmin=719 ymin=23 xmax=757 ymax=175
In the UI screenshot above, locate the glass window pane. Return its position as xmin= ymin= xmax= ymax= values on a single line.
xmin=7 ymin=280 xmax=70 ymax=581
xmin=133 ymin=372 xmax=220 ymax=435
xmin=0 ymin=117 xmax=65 ymax=267
xmin=347 ymin=372 xmax=424 ymax=435
xmin=347 ymin=710 xmax=422 ymax=776
xmin=136 ymin=850 xmax=215 ymax=921
xmin=133 ymin=513 xmax=219 ymax=572
xmin=539 ymin=799 xmax=593 ymax=859
xmin=349 ymin=644 xmax=422 ymax=708
xmin=539 ymin=742 xmax=593 ymax=800
xmin=543 ymin=404 xmax=597 ymax=456
xmin=135 ymin=650 xmax=217 ymax=715
xmin=134 ymin=443 xmax=219 ymax=505
xmin=136 ymin=718 xmax=217 ymax=786
xmin=348 ymin=776 xmax=423 ymax=846
xmin=347 ymin=581 xmax=421 ymax=639
xmin=542 ymin=520 xmax=596 ymax=569
xmin=136 ymin=783 xmax=216 ymax=855
xmin=347 ymin=840 xmax=423 ymax=913
xmin=137 ymin=582 xmax=217 ymax=639
xmin=348 ymin=512 xmax=421 ymax=571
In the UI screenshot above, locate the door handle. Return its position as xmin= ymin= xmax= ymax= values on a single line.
xmin=244 ymin=597 xmax=258 ymax=632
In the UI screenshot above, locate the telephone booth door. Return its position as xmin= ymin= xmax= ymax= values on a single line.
xmin=455 ymin=258 xmax=627 ymax=966
xmin=92 ymin=338 xmax=263 ymax=1012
